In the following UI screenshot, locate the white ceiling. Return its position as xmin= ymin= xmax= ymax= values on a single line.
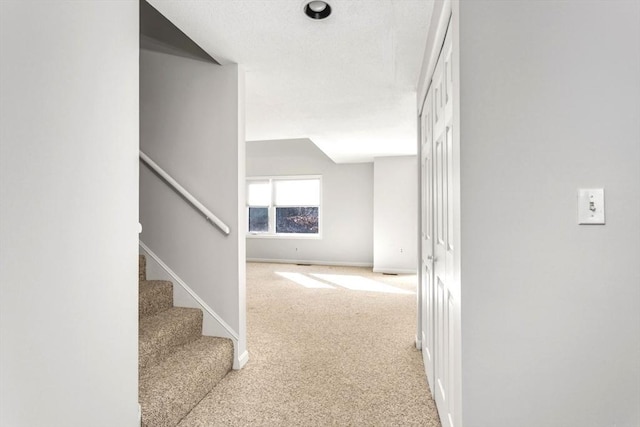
xmin=147 ymin=0 xmax=434 ymax=163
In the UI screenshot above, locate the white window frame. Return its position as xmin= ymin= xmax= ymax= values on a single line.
xmin=246 ymin=175 xmax=322 ymax=239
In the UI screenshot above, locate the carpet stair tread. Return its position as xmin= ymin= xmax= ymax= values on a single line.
xmin=137 ymin=254 xmax=234 ymax=426
xmin=139 ymin=254 xmax=146 ymax=282
xmin=139 ymin=280 xmax=173 ymax=318
xmin=139 ymin=306 xmax=203 ymax=371
xmin=139 ymin=336 xmax=234 ymax=427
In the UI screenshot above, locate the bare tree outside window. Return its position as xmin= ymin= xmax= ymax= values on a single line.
xmin=276 ymin=207 xmax=319 ymax=234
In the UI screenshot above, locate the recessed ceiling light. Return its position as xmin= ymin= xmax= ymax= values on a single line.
xmin=304 ymin=1 xmax=332 ymax=20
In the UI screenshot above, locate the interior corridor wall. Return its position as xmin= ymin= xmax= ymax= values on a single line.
xmin=458 ymin=1 xmax=640 ymax=426
xmin=373 ymin=156 xmax=418 ymax=273
xmin=246 ymin=139 xmax=373 ymax=266
xmin=0 ymin=2 xmax=140 ymax=425
xmin=139 ymin=49 xmax=246 ymax=365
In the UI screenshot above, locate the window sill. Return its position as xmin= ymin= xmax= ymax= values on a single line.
xmin=246 ymin=233 xmax=322 ymax=240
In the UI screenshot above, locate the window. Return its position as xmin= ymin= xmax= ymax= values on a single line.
xmin=247 ymin=176 xmax=321 ymax=237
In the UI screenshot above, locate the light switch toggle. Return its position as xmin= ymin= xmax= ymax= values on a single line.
xmin=578 ymin=189 xmax=605 ymax=225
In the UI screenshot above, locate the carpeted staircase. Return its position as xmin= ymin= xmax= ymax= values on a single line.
xmin=138 ymin=255 xmax=234 ymax=427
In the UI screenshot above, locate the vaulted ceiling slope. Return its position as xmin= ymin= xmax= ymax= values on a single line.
xmin=148 ymin=0 xmax=434 ymax=163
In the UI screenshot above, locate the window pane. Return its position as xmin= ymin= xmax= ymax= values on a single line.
xmin=276 ymin=207 xmax=319 ymax=234
xmin=247 ymin=181 xmax=271 ymax=206
xmin=248 ymin=207 xmax=269 ymax=232
xmin=274 ymin=179 xmax=319 ymax=206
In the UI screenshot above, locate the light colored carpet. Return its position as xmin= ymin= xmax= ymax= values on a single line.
xmin=178 ymin=262 xmax=441 ymax=426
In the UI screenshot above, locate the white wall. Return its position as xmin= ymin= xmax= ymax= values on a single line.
xmin=139 ymin=49 xmax=247 ymax=366
xmin=373 ymin=156 xmax=418 ymax=273
xmin=0 ymin=2 xmax=139 ymax=426
xmin=246 ymin=139 xmax=373 ymax=266
xmin=458 ymin=1 xmax=640 ymax=426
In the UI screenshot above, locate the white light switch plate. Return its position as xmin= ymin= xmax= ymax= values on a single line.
xmin=578 ymin=188 xmax=605 ymax=225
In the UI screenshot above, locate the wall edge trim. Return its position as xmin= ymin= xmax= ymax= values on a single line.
xmin=247 ymin=258 xmax=373 ymax=268
xmin=373 ymin=267 xmax=417 ymax=275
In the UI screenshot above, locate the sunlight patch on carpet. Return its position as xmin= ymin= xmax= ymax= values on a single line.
xmin=310 ymin=273 xmax=414 ymax=294
xmin=275 ymin=272 xmax=336 ymax=289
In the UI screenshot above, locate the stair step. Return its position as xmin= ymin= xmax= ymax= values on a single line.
xmin=139 ymin=307 xmax=203 ymax=371
xmin=139 ymin=254 xmax=146 ymax=282
xmin=139 ymin=280 xmax=173 ymax=319
xmin=139 ymin=336 xmax=234 ymax=427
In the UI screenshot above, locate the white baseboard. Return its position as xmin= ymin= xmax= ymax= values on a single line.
xmin=373 ymin=267 xmax=418 ymax=275
xmin=247 ymin=257 xmax=373 ymax=268
xmin=415 ymin=334 xmax=422 ymax=350
xmin=233 ymin=350 xmax=249 ymax=370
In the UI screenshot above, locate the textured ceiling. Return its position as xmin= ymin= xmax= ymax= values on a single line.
xmin=147 ymin=0 xmax=434 ymax=163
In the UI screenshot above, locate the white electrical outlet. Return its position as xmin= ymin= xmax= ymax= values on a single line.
xmin=578 ymin=188 xmax=605 ymax=225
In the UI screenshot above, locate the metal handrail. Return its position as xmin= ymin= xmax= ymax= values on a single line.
xmin=139 ymin=150 xmax=231 ymax=235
